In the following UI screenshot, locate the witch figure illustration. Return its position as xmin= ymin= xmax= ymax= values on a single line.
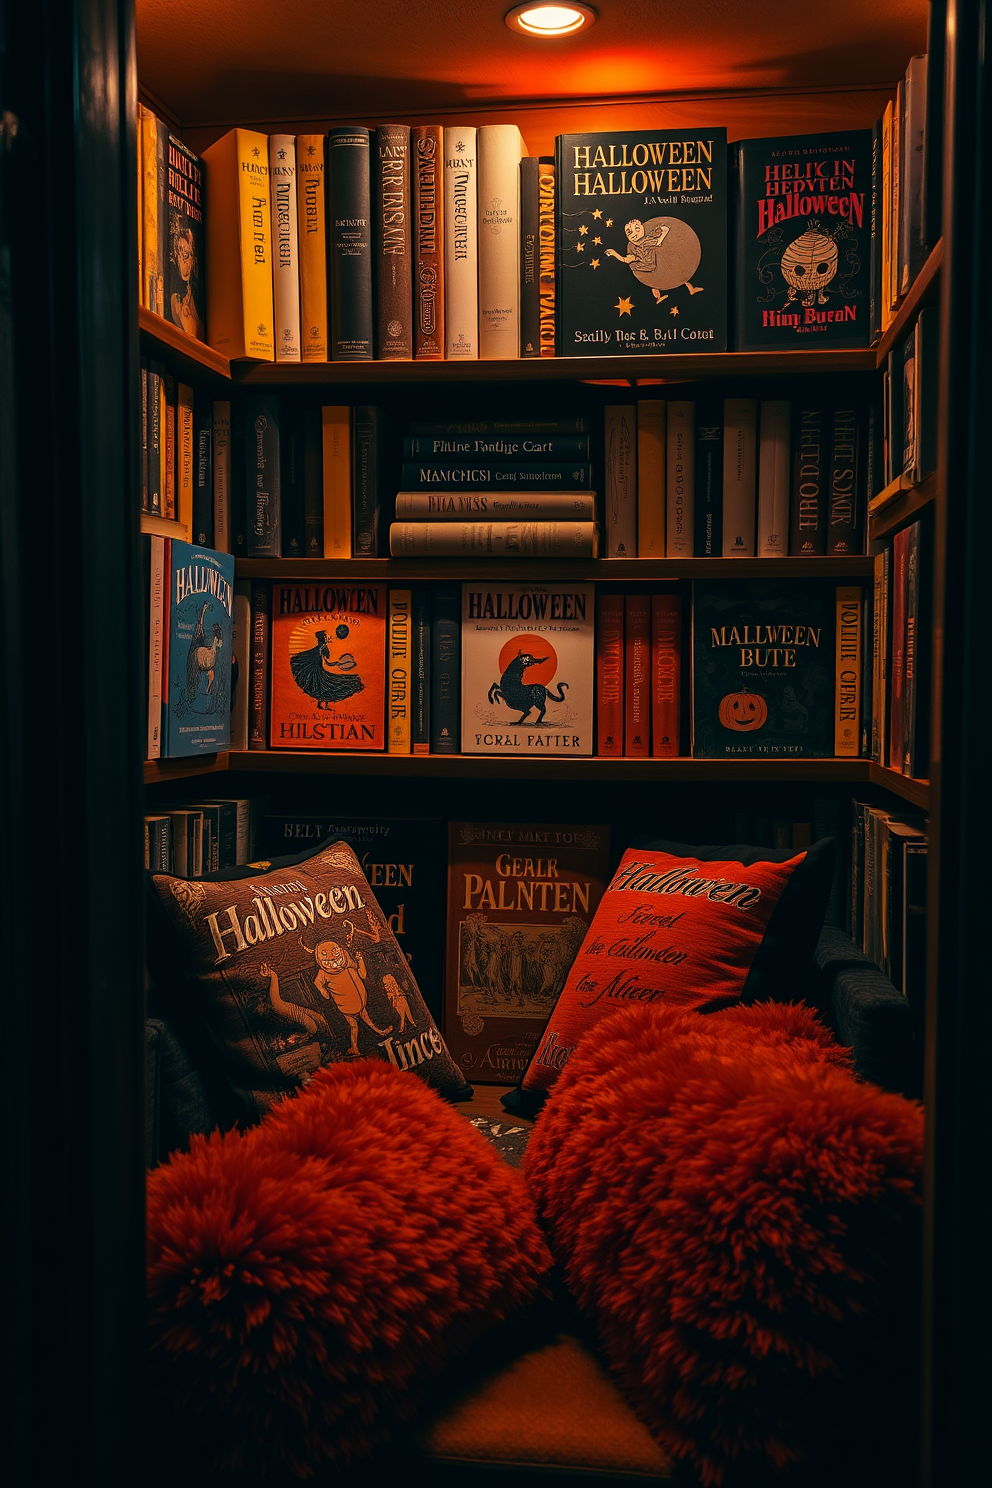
xmin=605 ymin=216 xmax=704 ymax=303
xmin=291 ymin=623 xmax=364 ymax=707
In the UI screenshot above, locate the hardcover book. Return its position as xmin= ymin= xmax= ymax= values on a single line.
xmin=161 ymin=540 xmax=235 ymax=758
xmin=374 ymin=124 xmax=413 ymax=359
xmin=269 ymin=583 xmax=386 ymax=750
xmin=200 ymin=128 xmax=274 ymax=360
xmin=692 ymin=579 xmax=837 ymax=757
xmin=444 ymin=821 xmax=610 ymax=1082
xmin=166 ymin=134 xmax=205 ymax=341
xmin=556 ymin=127 xmax=728 ymax=356
xmin=268 ymin=135 xmax=302 ymax=362
xmin=412 ymin=124 xmax=444 ymax=359
xmin=443 ymin=127 xmax=478 ymax=358
xmin=327 ymin=126 xmax=373 ymax=360
xmin=295 ymin=135 xmax=328 ymax=361
xmin=734 ymin=130 xmax=872 ymax=350
xmin=477 ymin=124 xmax=523 ymax=358
xmin=460 ymin=583 xmax=594 ymax=756
xmin=596 ymin=591 xmax=624 ymax=756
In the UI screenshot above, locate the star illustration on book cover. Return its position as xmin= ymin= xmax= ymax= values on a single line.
xmin=563 ymin=209 xmax=704 ymax=310
xmin=289 ymin=620 xmax=365 ymax=707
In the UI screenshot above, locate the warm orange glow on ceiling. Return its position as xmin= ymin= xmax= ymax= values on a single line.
xmin=506 ymin=4 xmax=597 ymax=36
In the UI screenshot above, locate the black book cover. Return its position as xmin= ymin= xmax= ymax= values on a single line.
xmin=327 ymin=126 xmax=374 ymax=360
xmin=192 ymin=395 xmax=213 ymax=546
xmin=201 ymin=799 xmax=239 ymax=869
xmin=244 ymin=394 xmax=281 ymax=558
xmin=412 ymin=586 xmax=431 ymax=753
xmin=734 ymin=130 xmax=872 ymax=351
xmin=790 ymin=405 xmax=827 ymax=556
xmin=694 ymin=401 xmax=723 ymax=555
xmin=166 ymin=134 xmax=205 ymax=341
xmin=826 ymin=404 xmax=863 ymax=555
xmin=556 ymin=127 xmax=728 ymax=356
xmin=431 ymin=584 xmax=460 ymax=753
xmin=303 ymin=405 xmax=323 ymax=557
xmin=352 ymin=405 xmax=381 ymax=556
xmin=692 ymin=579 xmax=836 ymax=758
xmin=255 ymin=816 xmax=446 ymax=1020
xmin=373 ymin=125 xmax=413 ymax=359
xmin=280 ymin=401 xmax=305 ymax=558
xmin=520 ymin=156 xmax=541 ymax=357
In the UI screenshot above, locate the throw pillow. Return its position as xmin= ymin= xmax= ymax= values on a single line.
xmin=147 ymin=837 xmax=470 ymax=1116
xmin=146 ymin=1061 xmax=553 ymax=1481
xmin=503 ymin=837 xmax=835 ymax=1115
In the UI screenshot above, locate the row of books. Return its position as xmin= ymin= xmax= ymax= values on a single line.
xmin=879 ymin=46 xmax=939 ymax=332
xmin=850 ymin=799 xmax=928 ymax=1005
xmin=880 ymin=305 xmax=937 ymax=491
xmin=144 ymin=798 xmax=253 ymax=876
xmin=140 ymin=360 xmax=197 ymax=523
xmin=871 ymin=516 xmax=931 ymax=781
xmin=138 ymin=104 xmax=204 ymax=338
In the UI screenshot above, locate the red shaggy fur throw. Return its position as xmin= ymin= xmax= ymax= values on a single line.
xmin=525 ymin=1001 xmax=924 ymax=1486
xmin=147 ymin=1062 xmax=552 ymax=1481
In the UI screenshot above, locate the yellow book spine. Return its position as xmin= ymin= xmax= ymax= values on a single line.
xmin=387 ymin=589 xmax=412 ymax=754
xmin=140 ymin=105 xmax=159 ymax=313
xmin=177 ymin=383 xmax=194 ymax=536
xmin=137 ymin=107 xmax=144 ymax=309
xmin=636 ymin=400 xmax=666 ymax=556
xmin=322 ymin=406 xmax=351 ymax=558
xmin=296 ymin=135 xmax=328 ymax=361
xmin=202 ymin=128 xmax=275 ymax=359
xmin=236 ymin=128 xmax=275 ymax=359
xmin=835 ymin=585 xmax=862 ymax=756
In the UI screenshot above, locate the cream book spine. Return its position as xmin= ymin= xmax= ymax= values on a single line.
xmin=636 ymin=400 xmax=666 ymax=557
xmin=443 ymin=126 xmax=478 ymax=359
xmin=477 ymin=124 xmax=523 ymax=359
xmin=757 ymin=400 xmax=791 ymax=556
xmin=666 ymin=401 xmax=695 ymax=558
xmin=721 ymin=398 xmax=757 ymax=556
xmin=269 ymin=134 xmax=301 ymax=362
xmin=295 ymin=134 xmax=328 ymax=361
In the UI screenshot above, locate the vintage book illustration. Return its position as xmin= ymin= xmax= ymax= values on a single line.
xmin=269 ymin=583 xmax=386 ymax=749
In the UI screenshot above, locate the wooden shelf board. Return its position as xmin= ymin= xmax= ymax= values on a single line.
xmin=140 ymin=511 xmax=190 ymax=540
xmin=237 ymin=556 xmax=873 ymax=582
xmin=868 ymin=762 xmax=931 ymax=810
xmin=868 ymin=471 xmax=937 ymax=540
xmin=139 ymin=306 xmax=232 ymax=380
xmin=875 ymin=239 xmax=943 ymax=365
xmin=232 ymin=348 xmax=876 ymax=387
xmin=229 ymin=751 xmax=871 ymax=783
xmin=144 ymin=752 xmax=230 ymax=784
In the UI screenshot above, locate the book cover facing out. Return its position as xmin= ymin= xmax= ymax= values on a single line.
xmin=269 ymin=582 xmax=385 ymax=749
xmin=445 ymin=820 xmax=610 ymax=1082
xmin=166 ymin=135 xmax=205 ymax=341
xmin=460 ymin=583 xmax=594 ymax=755
xmin=692 ymin=579 xmax=836 ymax=757
xmin=734 ymin=130 xmax=872 ymax=350
xmin=162 ymin=540 xmax=235 ymax=757
xmin=556 ymin=127 xmax=727 ymax=356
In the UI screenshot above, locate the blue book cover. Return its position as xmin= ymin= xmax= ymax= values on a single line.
xmin=162 ymin=539 xmax=236 ymax=757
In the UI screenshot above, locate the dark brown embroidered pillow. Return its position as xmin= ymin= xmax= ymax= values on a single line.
xmin=148 ymin=838 xmax=470 ymax=1116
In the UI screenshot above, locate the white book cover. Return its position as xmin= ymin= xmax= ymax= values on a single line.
xmin=757 ymin=400 xmax=791 ymax=556
xmin=444 ymin=127 xmax=478 ymax=359
xmin=147 ymin=534 xmax=165 ymax=759
xmin=666 ymin=401 xmax=695 ymax=557
xmin=269 ymin=135 xmax=301 ymax=362
xmin=461 ymin=582 xmax=594 ymax=756
xmin=477 ymin=125 xmax=523 ymax=359
xmin=722 ymin=398 xmax=757 ymax=556
xmin=604 ymin=404 xmax=637 ymax=558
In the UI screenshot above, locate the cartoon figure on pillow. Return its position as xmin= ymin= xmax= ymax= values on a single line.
xmin=382 ymin=972 xmax=415 ymax=1033
xmin=311 ymin=939 xmax=392 ymax=1056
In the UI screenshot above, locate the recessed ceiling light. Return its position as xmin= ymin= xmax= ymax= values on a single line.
xmin=505 ymin=4 xmax=597 ymax=37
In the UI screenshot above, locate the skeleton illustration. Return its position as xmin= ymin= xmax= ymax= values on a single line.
xmin=780 ymin=225 xmax=839 ymax=307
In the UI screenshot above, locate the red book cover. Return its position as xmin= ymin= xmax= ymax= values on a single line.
xmin=596 ymin=591 xmax=624 ymax=757
xmin=624 ymin=593 xmax=650 ymax=757
xmin=889 ymin=529 xmax=909 ymax=772
xmin=270 ymin=583 xmax=386 ymax=750
xmin=651 ymin=592 xmax=681 ymax=757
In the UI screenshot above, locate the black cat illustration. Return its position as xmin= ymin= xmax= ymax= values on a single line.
xmin=488 ymin=651 xmax=568 ymax=726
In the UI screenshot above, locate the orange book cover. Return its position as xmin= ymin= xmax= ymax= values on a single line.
xmin=269 ymin=583 xmax=386 ymax=750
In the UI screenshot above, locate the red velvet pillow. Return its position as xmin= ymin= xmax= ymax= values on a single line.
xmin=504 ymin=838 xmax=834 ymax=1116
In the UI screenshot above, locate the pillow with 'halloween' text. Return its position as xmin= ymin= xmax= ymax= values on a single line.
xmin=502 ymin=836 xmax=835 ymax=1116
xmin=147 ymin=837 xmax=471 ymax=1119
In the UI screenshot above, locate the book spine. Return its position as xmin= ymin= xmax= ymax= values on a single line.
xmin=871 ymin=550 xmax=887 ymax=762
xmin=160 ymin=536 xmax=171 ymax=726
xmin=411 ymin=586 xmax=431 ymax=754
xmin=303 ymin=406 xmax=323 ymax=557
xmin=327 ymin=127 xmax=373 ymax=360
xmin=757 ymin=400 xmax=790 ymax=556
xmin=902 ymin=56 xmax=928 ymax=292
xmin=411 ymin=124 xmax=444 ymax=360
xmin=231 ymin=580 xmax=251 ymax=751
xmin=387 ymin=589 xmax=413 ymax=753
xmin=192 ymin=396 xmax=213 ymax=545
xmin=268 ymin=135 xmax=302 ymax=362
xmin=891 ymin=83 xmax=903 ymax=313
xmin=537 ymin=158 xmax=555 ymax=357
xmin=520 ymin=157 xmax=540 ymax=358
xmin=395 ymin=492 xmax=595 ymax=520
xmin=147 ymin=534 xmax=165 ymax=758
xmin=694 ymin=403 xmax=722 ymax=556
xmin=244 ymin=394 xmax=281 ymax=557
xmin=164 ymin=375 xmax=175 ymax=518
xmin=322 ymin=405 xmax=352 ymax=558
xmin=596 ymin=591 xmax=624 ymax=757
xmin=827 ymin=404 xmax=862 ymax=554
xmin=374 ymin=124 xmax=413 ymax=359
xmin=146 ymin=364 xmax=162 ymax=514
xmin=295 ymin=134 xmax=328 ymax=361
xmin=443 ymin=126 xmax=478 ymax=358
xmin=790 ymin=405 xmax=827 ymax=555
xmin=402 ymin=462 xmax=592 ymax=490
xmin=903 ymin=519 xmax=930 ymax=778
xmin=430 ymin=584 xmax=460 ymax=753
xmin=624 ymin=594 xmax=651 ymax=757
xmin=881 ymin=102 xmax=893 ymax=329
xmin=212 ymin=400 xmax=231 ymax=552
xmin=140 ymin=364 xmax=149 ymax=510
xmin=888 ymin=527 xmax=909 ymax=771
xmin=139 ymin=106 xmax=159 ymax=312
xmin=636 ymin=400 xmax=665 ymax=556
xmin=835 ymin=585 xmax=862 ymax=757
xmin=176 ymin=382 xmax=195 ymax=535
xmin=666 ymin=401 xmax=695 ymax=558
xmin=352 ymin=406 xmax=380 ymax=556
xmin=233 ymin=129 xmax=275 ymax=359
xmin=280 ymin=402 xmax=305 ymax=558
xmin=651 ymin=592 xmax=680 ymax=758
xmin=604 ymin=405 xmax=637 ymax=558
xmin=721 ymin=398 xmax=757 ymax=556
xmin=250 ymin=581 xmax=270 ymax=751
xmin=404 ymin=434 xmax=589 ymax=459
xmin=870 ymin=118 xmax=882 ymax=342
xmin=477 ymin=125 xmax=522 ymax=358
xmin=155 ymin=116 xmax=168 ymax=318
xmin=389 ymin=521 xmax=599 ymax=558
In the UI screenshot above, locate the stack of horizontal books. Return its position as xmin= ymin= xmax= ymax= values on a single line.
xmin=388 ymin=418 xmax=600 ymax=557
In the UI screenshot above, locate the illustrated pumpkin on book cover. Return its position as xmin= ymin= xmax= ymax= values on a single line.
xmin=269 ymin=583 xmax=385 ymax=748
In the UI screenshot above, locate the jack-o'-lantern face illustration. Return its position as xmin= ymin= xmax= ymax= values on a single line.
xmin=718 ymin=690 xmax=768 ymax=731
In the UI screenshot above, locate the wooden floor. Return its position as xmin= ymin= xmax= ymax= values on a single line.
xmin=456 ymin=1082 xmax=532 ymax=1125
